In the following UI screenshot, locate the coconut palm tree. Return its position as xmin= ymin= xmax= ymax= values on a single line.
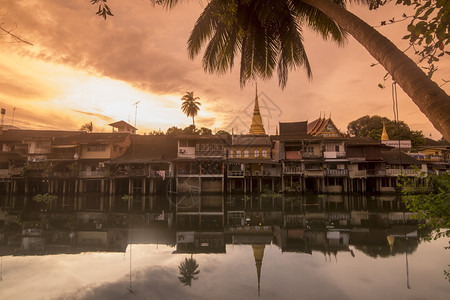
xmin=80 ymin=121 xmax=93 ymax=133
xmin=154 ymin=0 xmax=450 ymax=141
xmin=178 ymin=254 xmax=200 ymax=286
xmin=181 ymin=91 xmax=201 ymax=129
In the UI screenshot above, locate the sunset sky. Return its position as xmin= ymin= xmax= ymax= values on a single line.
xmin=0 ymin=1 xmax=448 ymax=138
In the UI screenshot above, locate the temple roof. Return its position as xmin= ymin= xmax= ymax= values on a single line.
xmin=279 ymin=121 xmax=307 ymax=136
xmin=307 ymin=117 xmax=343 ymax=138
xmin=248 ymin=85 xmax=266 ymax=135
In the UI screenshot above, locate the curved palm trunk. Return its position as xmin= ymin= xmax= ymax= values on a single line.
xmin=301 ymin=0 xmax=450 ymax=141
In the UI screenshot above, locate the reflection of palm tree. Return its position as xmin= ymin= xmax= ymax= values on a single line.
xmin=178 ymin=254 xmax=200 ymax=286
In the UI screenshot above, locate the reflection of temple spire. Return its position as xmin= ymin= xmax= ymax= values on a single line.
xmin=387 ymin=235 xmax=395 ymax=254
xmin=249 ymin=84 xmax=266 ymax=135
xmin=252 ymin=244 xmax=265 ymax=296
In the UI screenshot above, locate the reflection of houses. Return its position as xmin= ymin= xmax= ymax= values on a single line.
xmin=174 ymin=231 xmax=225 ymax=253
xmin=175 ymin=195 xmax=224 ymax=230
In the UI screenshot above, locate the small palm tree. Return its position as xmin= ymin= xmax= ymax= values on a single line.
xmin=178 ymin=254 xmax=200 ymax=287
xmin=80 ymin=121 xmax=93 ymax=133
xmin=181 ymin=92 xmax=201 ymax=129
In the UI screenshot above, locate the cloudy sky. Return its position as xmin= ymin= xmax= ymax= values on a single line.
xmin=0 ymin=1 xmax=448 ymax=138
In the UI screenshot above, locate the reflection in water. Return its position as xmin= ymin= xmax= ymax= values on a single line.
xmin=0 ymin=193 xmax=448 ymax=299
xmin=178 ymin=254 xmax=200 ymax=287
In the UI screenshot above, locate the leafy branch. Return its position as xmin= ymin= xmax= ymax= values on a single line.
xmin=90 ymin=0 xmax=114 ymax=19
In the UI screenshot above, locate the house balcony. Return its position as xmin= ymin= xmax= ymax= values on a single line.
xmin=304 ymin=170 xmax=324 ymax=177
xmin=285 ymin=151 xmax=302 ymax=160
xmin=79 ymin=170 xmax=107 ymax=178
xmin=227 ymin=170 xmax=244 ymax=178
xmin=366 ymin=169 xmax=386 ymax=177
xmin=53 ymin=171 xmax=76 ymax=178
xmin=283 ymin=166 xmax=303 ymax=175
xmin=386 ymin=169 xmax=422 ymax=177
xmin=323 ymin=151 xmax=346 ymax=159
xmin=302 ymin=152 xmax=322 ymax=159
xmin=349 ymin=170 xmax=366 ymax=178
xmin=178 ymin=147 xmax=195 ymax=158
xmin=195 ymin=150 xmax=225 ymax=158
xmin=325 ymin=169 xmax=348 ymax=176
xmin=47 ymin=152 xmax=77 ymax=160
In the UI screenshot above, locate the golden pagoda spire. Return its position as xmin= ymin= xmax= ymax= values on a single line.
xmin=252 ymin=244 xmax=265 ymax=296
xmin=249 ymin=83 xmax=266 ymax=135
xmin=381 ymin=121 xmax=390 ymax=141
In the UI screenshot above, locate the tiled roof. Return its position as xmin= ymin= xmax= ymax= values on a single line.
xmin=232 ymin=135 xmax=271 ymax=146
xmin=279 ymin=121 xmax=307 ymax=135
xmin=53 ymin=132 xmax=130 ymax=145
xmin=381 ymin=150 xmax=421 ymax=165
xmin=175 ymin=134 xmax=231 ymax=144
xmin=108 ymin=120 xmax=137 ymax=130
xmin=110 ymin=135 xmax=177 ymax=163
xmin=0 ymin=130 xmax=82 ymax=143
xmin=346 ymin=137 xmax=382 ymax=145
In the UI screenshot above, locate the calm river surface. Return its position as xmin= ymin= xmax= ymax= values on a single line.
xmin=0 ymin=193 xmax=448 ymax=300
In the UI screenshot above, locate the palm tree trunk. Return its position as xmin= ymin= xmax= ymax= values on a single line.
xmin=301 ymin=0 xmax=450 ymax=141
xmin=192 ymin=116 xmax=195 ymax=129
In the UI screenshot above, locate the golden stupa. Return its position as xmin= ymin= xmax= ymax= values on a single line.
xmin=381 ymin=121 xmax=390 ymax=141
xmin=249 ymin=84 xmax=266 ymax=135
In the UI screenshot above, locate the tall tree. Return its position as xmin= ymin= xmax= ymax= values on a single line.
xmin=347 ymin=115 xmax=425 ymax=146
xmin=155 ymin=0 xmax=450 ymax=141
xmin=181 ymin=91 xmax=201 ymax=129
xmin=94 ymin=1 xmax=450 ymax=141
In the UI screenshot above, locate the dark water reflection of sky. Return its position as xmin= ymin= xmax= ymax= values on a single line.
xmin=1 ymin=239 xmax=448 ymax=300
xmin=1 ymin=193 xmax=449 ymax=299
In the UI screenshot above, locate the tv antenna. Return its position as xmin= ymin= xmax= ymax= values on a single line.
xmin=132 ymin=101 xmax=140 ymax=128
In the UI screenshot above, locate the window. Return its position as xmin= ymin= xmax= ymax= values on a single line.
xmin=87 ymin=145 xmax=106 ymax=152
xmin=254 ymin=149 xmax=260 ymax=158
xmin=262 ymin=149 xmax=268 ymax=158
xmin=236 ymin=149 xmax=242 ymax=158
xmin=244 ymin=149 xmax=249 ymax=158
xmin=196 ymin=144 xmax=200 ymax=151
xmin=335 ymin=145 xmax=340 ymax=152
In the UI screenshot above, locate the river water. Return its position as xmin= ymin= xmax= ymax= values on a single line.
xmin=0 ymin=193 xmax=448 ymax=299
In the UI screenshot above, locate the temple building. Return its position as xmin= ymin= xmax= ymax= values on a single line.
xmin=227 ymin=85 xmax=280 ymax=193
xmin=307 ymin=115 xmax=343 ymax=138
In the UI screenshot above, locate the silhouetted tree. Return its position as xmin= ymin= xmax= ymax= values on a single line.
xmin=181 ymin=91 xmax=201 ymax=129
xmin=178 ymin=254 xmax=200 ymax=287
xmin=80 ymin=121 xmax=93 ymax=133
